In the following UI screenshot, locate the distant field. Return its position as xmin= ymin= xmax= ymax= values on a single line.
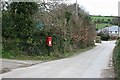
xmin=91 ymin=16 xmax=114 ymax=22
xmin=91 ymin=16 xmax=117 ymax=30
xmin=96 ymin=23 xmax=112 ymax=30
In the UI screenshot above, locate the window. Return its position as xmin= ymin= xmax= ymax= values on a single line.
xmin=115 ymin=31 xmax=117 ymax=33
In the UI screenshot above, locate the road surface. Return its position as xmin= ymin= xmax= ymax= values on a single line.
xmin=0 ymin=59 xmax=42 ymax=74
xmin=1 ymin=41 xmax=116 ymax=78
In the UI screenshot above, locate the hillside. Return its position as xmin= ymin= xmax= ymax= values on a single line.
xmin=91 ymin=15 xmax=118 ymax=30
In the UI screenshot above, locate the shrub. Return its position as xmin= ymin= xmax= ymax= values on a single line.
xmin=110 ymin=36 xmax=118 ymax=40
xmin=113 ymin=39 xmax=120 ymax=79
xmin=101 ymin=34 xmax=110 ymax=41
xmin=2 ymin=3 xmax=96 ymax=59
xmin=97 ymin=32 xmax=110 ymax=41
xmin=95 ymin=36 xmax=101 ymax=43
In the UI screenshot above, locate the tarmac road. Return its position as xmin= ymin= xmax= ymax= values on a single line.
xmin=1 ymin=41 xmax=116 ymax=78
xmin=0 ymin=59 xmax=42 ymax=74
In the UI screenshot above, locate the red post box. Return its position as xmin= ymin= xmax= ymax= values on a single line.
xmin=46 ymin=36 xmax=52 ymax=46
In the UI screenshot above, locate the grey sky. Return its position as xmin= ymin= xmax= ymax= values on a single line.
xmin=3 ymin=0 xmax=120 ymax=16
xmin=68 ymin=0 xmax=120 ymax=16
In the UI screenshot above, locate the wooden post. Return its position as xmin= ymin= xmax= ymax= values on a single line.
xmin=75 ymin=0 xmax=78 ymax=21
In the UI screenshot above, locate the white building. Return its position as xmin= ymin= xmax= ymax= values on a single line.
xmin=98 ymin=26 xmax=120 ymax=37
xmin=108 ymin=26 xmax=120 ymax=37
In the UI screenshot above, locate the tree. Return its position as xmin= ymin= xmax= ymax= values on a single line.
xmin=2 ymin=2 xmax=39 ymax=55
xmin=97 ymin=28 xmax=110 ymax=41
xmin=112 ymin=17 xmax=120 ymax=26
xmin=9 ymin=2 xmax=38 ymax=38
xmin=2 ymin=2 xmax=96 ymax=57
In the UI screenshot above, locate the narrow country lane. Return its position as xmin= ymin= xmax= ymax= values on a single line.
xmin=1 ymin=41 xmax=116 ymax=78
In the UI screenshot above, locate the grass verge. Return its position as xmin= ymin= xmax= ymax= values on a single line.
xmin=2 ymin=46 xmax=95 ymax=61
xmin=113 ymin=40 xmax=120 ymax=80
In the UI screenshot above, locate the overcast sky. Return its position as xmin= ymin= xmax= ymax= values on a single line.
xmin=68 ymin=0 xmax=120 ymax=16
xmin=3 ymin=0 xmax=120 ymax=16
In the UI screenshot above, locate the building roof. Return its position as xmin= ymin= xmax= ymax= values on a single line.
xmin=106 ymin=26 xmax=120 ymax=32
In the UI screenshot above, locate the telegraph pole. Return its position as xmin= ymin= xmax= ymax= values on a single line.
xmin=118 ymin=1 xmax=120 ymax=38
xmin=76 ymin=0 xmax=78 ymax=16
xmin=108 ymin=19 xmax=110 ymax=36
xmin=118 ymin=18 xmax=120 ymax=38
xmin=75 ymin=0 xmax=78 ymax=21
xmin=118 ymin=21 xmax=119 ymax=38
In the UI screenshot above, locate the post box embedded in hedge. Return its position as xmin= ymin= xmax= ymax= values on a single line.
xmin=46 ymin=36 xmax=52 ymax=46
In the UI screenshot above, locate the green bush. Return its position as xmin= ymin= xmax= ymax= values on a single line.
xmin=97 ymin=32 xmax=110 ymax=41
xmin=113 ymin=39 xmax=120 ymax=80
xmin=95 ymin=36 xmax=101 ymax=43
xmin=101 ymin=34 xmax=110 ymax=41
xmin=2 ymin=3 xmax=96 ymax=59
xmin=110 ymin=36 xmax=118 ymax=40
